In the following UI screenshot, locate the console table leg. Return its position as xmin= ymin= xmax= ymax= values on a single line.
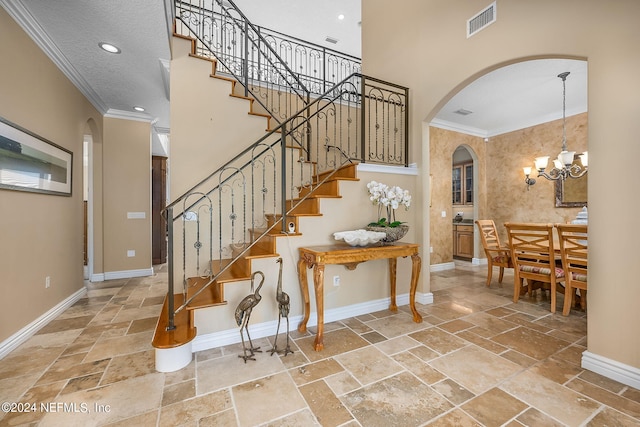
xmin=313 ymin=263 xmax=325 ymax=351
xmin=410 ymin=253 xmax=423 ymax=323
xmin=388 ymin=258 xmax=398 ymax=311
xmin=297 ymin=257 xmax=310 ymax=333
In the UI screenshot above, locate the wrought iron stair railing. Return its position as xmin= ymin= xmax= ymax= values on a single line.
xmin=159 ymin=0 xmax=410 ymax=337
xmin=174 ymin=0 xmax=362 ymax=126
xmin=162 ymin=72 xmax=409 ymax=331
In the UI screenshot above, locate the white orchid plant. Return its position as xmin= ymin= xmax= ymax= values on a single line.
xmin=366 ymin=180 xmax=411 ymax=228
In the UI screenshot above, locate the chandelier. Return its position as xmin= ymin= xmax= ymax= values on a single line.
xmin=524 ymin=71 xmax=587 ymax=190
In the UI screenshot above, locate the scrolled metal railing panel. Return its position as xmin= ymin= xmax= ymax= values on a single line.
xmin=361 ymin=76 xmax=409 ymax=166
xmin=175 ymin=0 xmax=309 ymax=126
xmin=174 ymin=0 xmax=361 ymax=112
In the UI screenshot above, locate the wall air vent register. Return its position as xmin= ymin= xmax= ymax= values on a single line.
xmin=467 ymin=2 xmax=496 ymax=38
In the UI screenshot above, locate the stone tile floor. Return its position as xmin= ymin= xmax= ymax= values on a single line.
xmin=1 ymin=262 xmax=639 ymax=426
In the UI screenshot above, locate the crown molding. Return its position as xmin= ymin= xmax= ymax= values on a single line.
xmin=429 ymin=119 xmax=488 ymax=138
xmin=104 ymin=109 xmax=154 ymax=123
xmin=1 ymin=0 xmax=108 ymax=114
xmin=431 ymin=106 xmax=588 ymax=138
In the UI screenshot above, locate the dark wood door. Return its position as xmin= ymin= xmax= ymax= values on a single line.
xmin=152 ymin=156 xmax=167 ymax=264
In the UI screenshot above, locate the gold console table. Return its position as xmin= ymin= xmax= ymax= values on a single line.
xmin=297 ymin=242 xmax=422 ymax=351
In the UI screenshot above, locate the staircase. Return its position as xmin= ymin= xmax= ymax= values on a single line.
xmin=152 ymin=0 xmax=409 ymax=371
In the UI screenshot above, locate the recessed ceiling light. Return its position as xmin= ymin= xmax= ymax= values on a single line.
xmin=99 ymin=42 xmax=121 ymax=54
xmin=133 ymin=106 xmax=145 ymax=112
xmin=338 ymin=14 xmax=345 ymax=20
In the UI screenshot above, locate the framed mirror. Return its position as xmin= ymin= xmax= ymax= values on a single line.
xmin=555 ymin=159 xmax=587 ymax=207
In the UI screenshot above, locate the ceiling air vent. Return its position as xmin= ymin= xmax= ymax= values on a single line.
xmin=325 ymin=36 xmax=339 ymax=44
xmin=467 ymin=1 xmax=496 ymax=38
xmin=454 ymin=108 xmax=473 ymax=116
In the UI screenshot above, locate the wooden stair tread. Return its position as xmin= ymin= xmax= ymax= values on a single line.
xmin=188 ymin=52 xmax=215 ymax=62
xmin=229 ymin=93 xmax=252 ymax=101
xmin=186 ymin=276 xmax=226 ymax=310
xmin=233 ymin=245 xmax=279 ymax=259
xmin=248 ymin=111 xmax=271 ymax=118
xmin=212 ymin=74 xmax=236 ymax=83
xmin=152 ymin=293 xmax=196 ymax=349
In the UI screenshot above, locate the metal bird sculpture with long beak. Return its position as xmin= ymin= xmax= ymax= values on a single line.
xmin=270 ymin=258 xmax=293 ymax=356
xmin=235 ymin=270 xmax=265 ymax=362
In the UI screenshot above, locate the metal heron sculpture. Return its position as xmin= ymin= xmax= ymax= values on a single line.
xmin=270 ymin=258 xmax=293 ymax=356
xmin=235 ymin=270 xmax=265 ymax=362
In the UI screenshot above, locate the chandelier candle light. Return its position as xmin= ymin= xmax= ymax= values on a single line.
xmin=524 ymin=71 xmax=588 ymax=190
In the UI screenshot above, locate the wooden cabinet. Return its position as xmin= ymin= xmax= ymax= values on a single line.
xmin=453 ymin=224 xmax=474 ymax=259
xmin=452 ymin=163 xmax=473 ymax=205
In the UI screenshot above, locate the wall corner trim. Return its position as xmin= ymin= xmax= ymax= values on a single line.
xmin=0 ymin=287 xmax=87 ymax=359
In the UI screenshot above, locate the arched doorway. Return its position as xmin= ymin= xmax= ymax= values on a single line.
xmin=452 ymin=144 xmax=478 ymax=262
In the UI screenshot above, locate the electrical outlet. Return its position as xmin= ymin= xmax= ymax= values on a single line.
xmin=441 ymin=211 xmax=447 ymax=217
xmin=127 ymin=250 xmax=135 ymax=257
xmin=430 ymin=246 xmax=433 ymax=253
xmin=45 ymin=276 xmax=50 ymax=288
xmin=333 ymin=275 xmax=340 ymax=287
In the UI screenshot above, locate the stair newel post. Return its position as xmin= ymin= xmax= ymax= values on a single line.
xmin=166 ymin=205 xmax=176 ymax=331
xmin=360 ymin=74 xmax=367 ymax=164
xmin=243 ymin=19 xmax=249 ymax=98
xmin=403 ymin=86 xmax=410 ymax=167
xmin=280 ymin=123 xmax=288 ymax=233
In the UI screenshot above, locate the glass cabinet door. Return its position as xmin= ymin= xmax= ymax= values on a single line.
xmin=464 ymin=163 xmax=473 ymax=204
xmin=452 ymin=166 xmax=462 ymax=204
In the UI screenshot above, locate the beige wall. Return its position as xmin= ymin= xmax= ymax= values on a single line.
xmin=102 ymin=117 xmax=152 ymax=273
xmin=363 ymin=0 xmax=640 ymax=370
xmin=0 ymin=8 xmax=100 ymax=342
xmin=0 ymin=8 xmax=155 ymax=344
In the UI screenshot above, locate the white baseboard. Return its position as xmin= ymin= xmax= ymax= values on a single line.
xmin=0 ymin=287 xmax=87 ymax=359
xmin=430 ymin=262 xmax=455 ymax=272
xmin=192 ymin=292 xmax=434 ymax=353
xmin=91 ymin=273 xmax=105 ymax=282
xmin=103 ymin=268 xmax=154 ymax=281
xmin=582 ymin=351 xmax=640 ymax=390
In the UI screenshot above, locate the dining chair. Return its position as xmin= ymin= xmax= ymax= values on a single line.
xmin=475 ymin=220 xmax=513 ymax=287
xmin=505 ymin=222 xmax=565 ymax=313
xmin=556 ymin=223 xmax=588 ymax=316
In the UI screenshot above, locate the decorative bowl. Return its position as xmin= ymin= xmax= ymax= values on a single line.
xmin=333 ymin=229 xmax=387 ymax=247
xmin=365 ymin=224 xmax=409 ymax=244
